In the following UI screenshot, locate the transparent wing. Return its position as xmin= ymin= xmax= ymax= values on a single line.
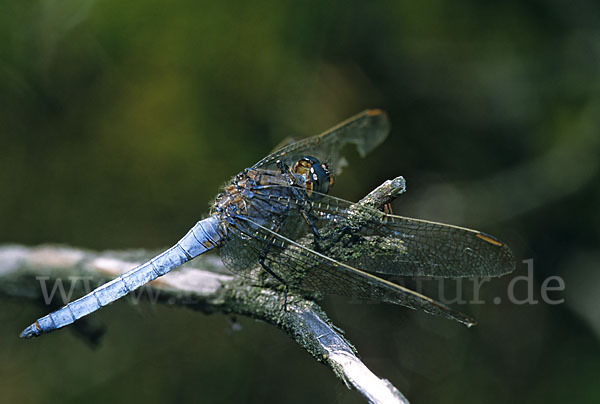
xmin=252 ymin=109 xmax=390 ymax=175
xmin=227 ymin=214 xmax=476 ymax=326
xmin=249 ymin=185 xmax=516 ymax=278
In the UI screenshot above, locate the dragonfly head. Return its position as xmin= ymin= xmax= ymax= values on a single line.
xmin=292 ymin=156 xmax=334 ymax=196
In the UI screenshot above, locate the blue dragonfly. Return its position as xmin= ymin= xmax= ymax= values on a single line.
xmin=20 ymin=109 xmax=515 ymax=338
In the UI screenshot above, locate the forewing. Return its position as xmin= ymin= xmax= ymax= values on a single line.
xmin=252 ymin=109 xmax=389 ymax=175
xmin=250 ymin=185 xmax=516 ymax=278
xmin=231 ymin=214 xmax=476 ymax=326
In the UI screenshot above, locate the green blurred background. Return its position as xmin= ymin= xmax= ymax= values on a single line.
xmin=1 ymin=0 xmax=599 ymax=403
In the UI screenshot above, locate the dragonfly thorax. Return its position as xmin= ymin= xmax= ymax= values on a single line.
xmin=212 ymin=168 xmax=293 ymax=219
xmin=213 ymin=156 xmax=334 ymax=219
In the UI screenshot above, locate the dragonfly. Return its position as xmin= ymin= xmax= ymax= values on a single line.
xmin=20 ymin=109 xmax=515 ymax=338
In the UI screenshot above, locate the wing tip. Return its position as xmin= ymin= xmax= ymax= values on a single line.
xmin=475 ymin=231 xmax=517 ymax=275
xmin=475 ymin=231 xmax=504 ymax=247
xmin=366 ymin=108 xmax=383 ymax=116
xmin=366 ymin=109 xmax=389 ymax=124
xmin=364 ymin=109 xmax=390 ymax=144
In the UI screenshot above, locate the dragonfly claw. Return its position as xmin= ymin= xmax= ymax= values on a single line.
xmin=20 ymin=322 xmax=41 ymax=339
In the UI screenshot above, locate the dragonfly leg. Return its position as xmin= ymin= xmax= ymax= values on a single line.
xmin=299 ymin=207 xmax=356 ymax=250
xmin=299 ymin=210 xmax=326 ymax=253
xmin=258 ymin=254 xmax=289 ymax=310
xmin=254 ymin=218 xmax=291 ymax=309
xmin=276 ymin=159 xmax=296 ymax=185
xmin=276 ymin=159 xmax=289 ymax=173
xmin=383 ymin=203 xmax=393 ymax=215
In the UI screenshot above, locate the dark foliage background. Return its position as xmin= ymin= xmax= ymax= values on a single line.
xmin=1 ymin=1 xmax=598 ymax=403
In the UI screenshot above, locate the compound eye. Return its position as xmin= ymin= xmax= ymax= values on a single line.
xmin=292 ymin=156 xmax=332 ymax=196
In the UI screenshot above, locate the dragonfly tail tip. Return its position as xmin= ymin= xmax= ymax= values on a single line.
xmin=19 ymin=323 xmax=41 ymax=339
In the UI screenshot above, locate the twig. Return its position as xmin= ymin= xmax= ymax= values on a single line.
xmin=0 ymin=176 xmax=409 ymax=404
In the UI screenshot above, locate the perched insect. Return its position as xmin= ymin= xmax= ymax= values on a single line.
xmin=21 ymin=109 xmax=514 ymax=338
